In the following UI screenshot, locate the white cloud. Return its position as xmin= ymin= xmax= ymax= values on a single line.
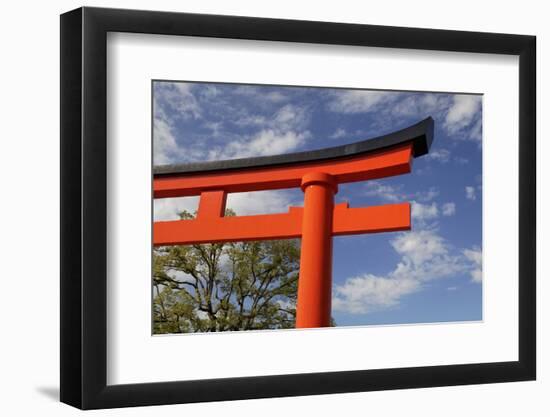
xmin=233 ymin=103 xmax=309 ymax=130
xmin=330 ymin=128 xmax=347 ymax=139
xmin=272 ymin=104 xmax=310 ymax=131
xmin=205 ymin=103 xmax=312 ymax=160
xmin=468 ymin=117 xmax=483 ymax=142
xmin=264 ymin=91 xmax=288 ymax=103
xmin=444 ymin=95 xmax=482 ymax=141
xmin=153 ymin=83 xmax=313 ymax=164
xmin=198 ymin=85 xmax=221 ymax=99
xmin=465 ymin=186 xmax=476 ymax=200
xmin=226 ymin=190 xmax=295 ymax=215
xmin=333 ymin=230 xmax=482 ymax=314
xmin=154 ymin=190 xmax=295 ymax=221
xmin=325 ymin=91 xmax=447 ymax=137
xmin=325 ymin=90 xmax=482 ymax=143
xmin=463 ymin=247 xmax=482 ymax=283
xmin=362 ymin=181 xmax=451 ymax=224
xmin=470 ymin=269 xmax=482 ymax=283
xmin=411 ymin=201 xmax=439 ymax=222
xmin=153 ymin=82 xmax=211 ymax=164
xmin=389 ymin=93 xmax=443 ymax=119
xmin=155 ymin=82 xmax=202 ymax=120
xmin=234 ymin=114 xmax=267 ymax=127
xmin=153 ymin=114 xmax=211 ymax=165
xmin=454 ymin=156 xmax=469 ymax=165
xmin=208 ymin=129 xmax=310 ymax=160
xmin=426 ymin=148 xmax=451 ymax=163
xmin=441 ymin=202 xmax=456 ymax=216
xmin=233 ymin=86 xmax=288 ymax=104
xmin=154 ymin=196 xmax=199 ymax=221
xmin=415 ymin=187 xmax=440 ymax=202
xmin=364 ymin=183 xmax=440 ymax=210
xmin=203 ymin=121 xmax=224 ymax=137
xmin=333 ymin=275 xmax=419 ymax=314
xmin=445 ymin=95 xmax=479 ymax=128
xmin=327 ymin=90 xmax=402 ymax=114
xmin=363 ymin=181 xmax=404 ymax=202
xmin=153 ymin=117 xmax=180 ymax=165
xmin=391 ymin=230 xmax=447 ymax=266
xmin=328 ymin=90 xmax=446 ymax=118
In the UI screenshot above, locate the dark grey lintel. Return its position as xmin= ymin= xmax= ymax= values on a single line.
xmin=153 ymin=117 xmax=434 ymax=176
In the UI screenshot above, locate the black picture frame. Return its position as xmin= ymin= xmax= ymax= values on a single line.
xmin=60 ymin=6 xmax=536 ymax=410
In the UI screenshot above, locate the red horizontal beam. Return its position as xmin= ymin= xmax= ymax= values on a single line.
xmin=153 ymin=202 xmax=410 ymax=246
xmin=332 ymin=202 xmax=411 ymax=236
xmin=154 ymin=144 xmax=413 ymax=198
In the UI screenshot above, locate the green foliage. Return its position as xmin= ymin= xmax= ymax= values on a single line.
xmin=153 ymin=209 xmax=301 ymax=333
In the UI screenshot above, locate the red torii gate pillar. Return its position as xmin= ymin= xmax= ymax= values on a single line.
xmin=297 ymin=172 xmax=337 ymax=327
xmin=153 ymin=118 xmax=434 ymax=329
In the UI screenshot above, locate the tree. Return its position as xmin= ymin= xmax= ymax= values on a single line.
xmin=153 ymin=210 xmax=301 ymax=333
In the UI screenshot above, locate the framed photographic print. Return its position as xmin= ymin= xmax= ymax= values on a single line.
xmin=60 ymin=6 xmax=536 ymax=409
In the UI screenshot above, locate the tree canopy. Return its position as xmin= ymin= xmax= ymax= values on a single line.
xmin=153 ymin=210 xmax=301 ymax=333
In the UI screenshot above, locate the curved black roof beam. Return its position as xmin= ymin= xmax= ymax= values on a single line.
xmin=154 ymin=117 xmax=434 ymax=176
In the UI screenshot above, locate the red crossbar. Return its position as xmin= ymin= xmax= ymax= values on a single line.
xmin=154 ymin=144 xmax=412 ymax=198
xmin=154 ymin=202 xmax=411 ymax=246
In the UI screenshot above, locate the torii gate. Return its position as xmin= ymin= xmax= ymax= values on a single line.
xmin=153 ymin=117 xmax=434 ymax=329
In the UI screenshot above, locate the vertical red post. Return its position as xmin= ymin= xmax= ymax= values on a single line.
xmin=296 ymin=172 xmax=337 ymax=328
xmin=197 ymin=190 xmax=227 ymax=219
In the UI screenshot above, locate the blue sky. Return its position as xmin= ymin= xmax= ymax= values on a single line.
xmin=153 ymin=80 xmax=483 ymax=327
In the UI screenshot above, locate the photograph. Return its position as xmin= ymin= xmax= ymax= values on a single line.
xmin=52 ymin=4 xmax=537 ymax=411
xmin=152 ymin=81 xmax=483 ymax=334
